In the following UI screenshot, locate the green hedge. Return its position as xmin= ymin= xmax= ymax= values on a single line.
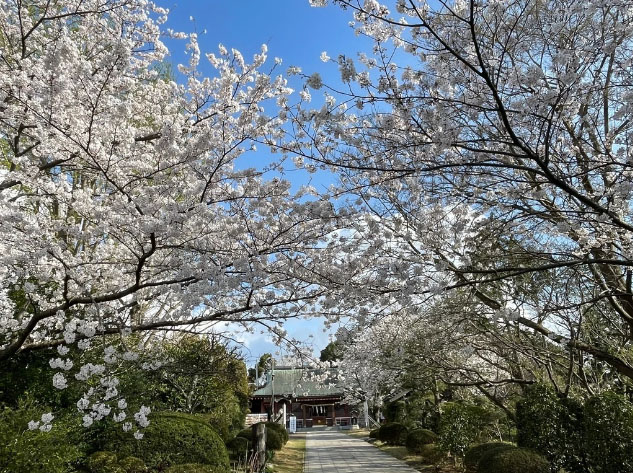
xmin=118 ymin=457 xmax=147 ymax=473
xmin=405 ymin=429 xmax=437 ymax=453
xmin=516 ymin=386 xmax=633 ymax=473
xmin=232 ymin=423 xmax=286 ymax=454
xmin=464 ymin=443 xmax=514 ymax=473
xmin=85 ymin=451 xmax=148 ymax=473
xmin=260 ymin=422 xmax=289 ymax=444
xmin=438 ymin=403 xmax=492 ymax=458
xmin=384 ymin=401 xmax=406 ymax=423
xmin=369 ymin=428 xmax=379 ymax=439
xmin=0 ymin=405 xmax=83 ymax=473
xmin=516 ymin=384 xmax=585 ymax=473
xmin=584 ymin=392 xmax=633 ymax=473
xmin=100 ymin=412 xmax=229 ymax=470
xmin=236 ymin=427 xmax=252 ymax=440
xmin=226 ymin=435 xmax=250 ymax=457
xmin=378 ymin=422 xmax=409 ymax=445
xmin=477 ymin=447 xmax=549 ymax=473
xmin=87 ymin=451 xmax=122 ymax=473
xmin=265 ymin=428 xmax=284 ymax=451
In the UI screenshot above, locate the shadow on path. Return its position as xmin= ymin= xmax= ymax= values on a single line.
xmin=304 ymin=430 xmax=420 ymax=473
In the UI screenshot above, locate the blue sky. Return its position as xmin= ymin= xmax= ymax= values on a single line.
xmin=161 ymin=1 xmax=370 ymax=363
xmin=162 ymin=0 xmax=372 ymax=78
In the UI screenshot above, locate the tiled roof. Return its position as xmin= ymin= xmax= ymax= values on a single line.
xmin=252 ymin=367 xmax=343 ymax=398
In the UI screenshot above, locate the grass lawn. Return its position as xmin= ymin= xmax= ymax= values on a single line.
xmin=268 ymin=433 xmax=306 ymax=473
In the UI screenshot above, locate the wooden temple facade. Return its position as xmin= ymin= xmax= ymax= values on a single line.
xmin=250 ymin=366 xmax=354 ymax=428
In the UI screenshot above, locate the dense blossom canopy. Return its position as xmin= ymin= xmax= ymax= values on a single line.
xmin=3 ymin=0 xmax=633 ymax=430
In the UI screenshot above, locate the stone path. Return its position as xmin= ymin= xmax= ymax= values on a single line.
xmin=304 ymin=429 xmax=420 ymax=473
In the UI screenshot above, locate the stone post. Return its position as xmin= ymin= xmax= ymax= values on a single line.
xmin=252 ymin=422 xmax=266 ymax=472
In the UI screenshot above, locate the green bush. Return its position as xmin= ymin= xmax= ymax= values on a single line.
xmin=236 ymin=427 xmax=252 ymax=440
xmin=384 ymin=400 xmax=406 ymax=423
xmin=265 ymin=428 xmax=284 ymax=451
xmin=403 ymin=393 xmax=440 ymax=432
xmin=226 ymin=435 xmax=250 ymax=458
xmin=477 ymin=447 xmax=550 ymax=473
xmin=100 ymin=412 xmax=229 ymax=470
xmin=260 ymin=421 xmax=288 ymax=444
xmin=164 ymin=464 xmax=229 ymax=473
xmin=405 ymin=428 xmax=438 ymax=453
xmin=0 ymin=405 xmax=83 ymax=473
xmin=118 ymin=456 xmax=147 ymax=473
xmin=86 ymin=451 xmax=147 ymax=473
xmin=378 ymin=422 xmax=409 ymax=445
xmin=583 ymin=391 xmax=633 ymax=473
xmin=438 ymin=403 xmax=492 ymax=458
xmin=369 ymin=428 xmax=379 ymax=439
xmin=516 ymin=384 xmax=586 ymax=473
xmin=463 ymin=443 xmax=514 ymax=473
xmin=88 ymin=451 xmax=123 ymax=473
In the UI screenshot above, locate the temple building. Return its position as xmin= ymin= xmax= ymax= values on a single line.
xmin=250 ymin=365 xmax=355 ymax=429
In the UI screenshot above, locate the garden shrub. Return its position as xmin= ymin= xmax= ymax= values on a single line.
xmin=463 ymin=443 xmax=514 ymax=473
xmin=583 ymin=391 xmax=633 ymax=473
xmin=87 ymin=451 xmax=123 ymax=473
xmin=384 ymin=400 xmax=406 ymax=423
xmin=263 ymin=421 xmax=289 ymax=444
xmin=265 ymin=427 xmax=284 ymax=451
xmin=403 ymin=392 xmax=440 ymax=431
xmin=405 ymin=428 xmax=438 ymax=453
xmin=369 ymin=428 xmax=379 ymax=439
xmin=516 ymin=384 xmax=586 ymax=473
xmin=236 ymin=427 xmax=252 ymax=440
xmin=164 ymin=464 xmax=229 ymax=473
xmin=378 ymin=422 xmax=409 ymax=445
xmin=118 ymin=456 xmax=147 ymax=473
xmin=438 ymin=402 xmax=491 ymax=458
xmin=226 ymin=435 xmax=250 ymax=457
xmin=100 ymin=411 xmax=229 ymax=470
xmin=0 ymin=405 xmax=83 ymax=473
xmin=477 ymin=447 xmax=550 ymax=473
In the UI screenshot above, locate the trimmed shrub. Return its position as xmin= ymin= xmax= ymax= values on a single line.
xmin=100 ymin=412 xmax=229 ymax=470
xmin=477 ymin=447 xmax=549 ymax=473
xmin=226 ymin=435 xmax=250 ymax=456
xmin=405 ymin=428 xmax=438 ymax=453
xmin=236 ymin=427 xmax=252 ymax=440
xmin=87 ymin=451 xmax=147 ymax=473
xmin=464 ymin=443 xmax=514 ymax=473
xmin=88 ymin=451 xmax=123 ymax=473
xmin=263 ymin=421 xmax=289 ymax=444
xmin=0 ymin=405 xmax=83 ymax=473
xmin=516 ymin=384 xmax=586 ymax=473
xmin=118 ymin=456 xmax=147 ymax=473
xmin=438 ymin=403 xmax=492 ymax=458
xmin=265 ymin=428 xmax=284 ymax=451
xmin=378 ymin=422 xmax=409 ymax=445
xmin=164 ymin=464 xmax=229 ymax=473
xmin=369 ymin=428 xmax=379 ymax=439
xmin=583 ymin=391 xmax=633 ymax=473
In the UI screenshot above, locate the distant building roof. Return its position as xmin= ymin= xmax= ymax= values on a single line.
xmin=252 ymin=366 xmax=343 ymax=398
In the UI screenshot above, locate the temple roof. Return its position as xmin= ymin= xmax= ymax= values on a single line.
xmin=252 ymin=367 xmax=343 ymax=398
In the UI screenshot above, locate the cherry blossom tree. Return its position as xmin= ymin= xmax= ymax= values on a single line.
xmin=0 ymin=0 xmax=348 ymax=431
xmin=293 ymin=0 xmax=633 ymax=387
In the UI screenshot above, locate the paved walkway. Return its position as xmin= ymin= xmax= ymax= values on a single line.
xmin=304 ymin=430 xmax=420 ymax=473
